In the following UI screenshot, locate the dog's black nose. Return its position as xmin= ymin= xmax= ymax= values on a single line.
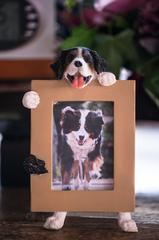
xmin=79 ymin=135 xmax=84 ymax=141
xmin=74 ymin=61 xmax=82 ymax=67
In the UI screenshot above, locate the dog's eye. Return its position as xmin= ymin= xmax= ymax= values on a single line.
xmin=83 ymin=54 xmax=92 ymax=63
xmin=66 ymin=53 xmax=75 ymax=62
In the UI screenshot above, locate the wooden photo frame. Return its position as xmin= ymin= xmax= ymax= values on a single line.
xmin=31 ymin=80 xmax=135 ymax=212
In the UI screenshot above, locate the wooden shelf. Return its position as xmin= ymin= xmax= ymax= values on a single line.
xmin=0 ymin=59 xmax=54 ymax=80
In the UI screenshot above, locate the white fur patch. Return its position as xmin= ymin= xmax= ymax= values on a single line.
xmin=65 ymin=110 xmax=96 ymax=161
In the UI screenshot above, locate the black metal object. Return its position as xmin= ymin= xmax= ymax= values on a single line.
xmin=23 ymin=154 xmax=48 ymax=175
xmin=0 ymin=92 xmax=30 ymax=187
xmin=0 ymin=0 xmax=39 ymax=51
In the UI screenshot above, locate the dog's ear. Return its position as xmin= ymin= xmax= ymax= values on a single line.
xmin=61 ymin=107 xmax=81 ymax=134
xmin=97 ymin=116 xmax=104 ymax=125
xmin=62 ymin=107 xmax=80 ymax=121
xmin=90 ymin=50 xmax=107 ymax=74
xmin=50 ymin=62 xmax=62 ymax=80
xmin=50 ymin=50 xmax=68 ymax=80
xmin=96 ymin=110 xmax=104 ymax=125
xmin=62 ymin=106 xmax=75 ymax=115
xmin=62 ymin=107 xmax=77 ymax=127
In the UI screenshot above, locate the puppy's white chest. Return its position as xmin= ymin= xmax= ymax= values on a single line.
xmin=73 ymin=146 xmax=94 ymax=161
xmin=66 ymin=137 xmax=95 ymax=161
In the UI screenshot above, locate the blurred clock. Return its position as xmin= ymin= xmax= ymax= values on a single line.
xmin=0 ymin=0 xmax=39 ymax=51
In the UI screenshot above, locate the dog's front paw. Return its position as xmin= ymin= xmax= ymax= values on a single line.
xmin=118 ymin=219 xmax=138 ymax=232
xmin=44 ymin=214 xmax=66 ymax=230
xmin=98 ymin=72 xmax=116 ymax=86
xmin=22 ymin=91 xmax=40 ymax=109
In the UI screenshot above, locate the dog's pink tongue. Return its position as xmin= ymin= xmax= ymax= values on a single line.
xmin=72 ymin=75 xmax=84 ymax=88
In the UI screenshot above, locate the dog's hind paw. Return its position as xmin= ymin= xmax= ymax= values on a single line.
xmin=44 ymin=212 xmax=67 ymax=230
xmin=44 ymin=216 xmax=64 ymax=230
xmin=118 ymin=219 xmax=138 ymax=232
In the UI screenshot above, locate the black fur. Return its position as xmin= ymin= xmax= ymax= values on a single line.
xmin=89 ymin=50 xmax=107 ymax=74
xmin=85 ymin=111 xmax=104 ymax=139
xmin=24 ymin=154 xmax=48 ymax=175
xmin=50 ymin=50 xmax=70 ymax=80
xmin=62 ymin=109 xmax=81 ymax=134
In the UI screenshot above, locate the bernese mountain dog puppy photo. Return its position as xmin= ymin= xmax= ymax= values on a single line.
xmin=52 ymin=102 xmax=114 ymax=191
xmin=22 ymin=47 xmax=138 ymax=233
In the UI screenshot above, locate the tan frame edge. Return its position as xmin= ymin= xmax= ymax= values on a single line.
xmin=31 ymin=80 xmax=135 ymax=212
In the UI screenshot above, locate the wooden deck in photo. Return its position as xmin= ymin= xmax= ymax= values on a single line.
xmin=52 ymin=178 xmax=114 ymax=191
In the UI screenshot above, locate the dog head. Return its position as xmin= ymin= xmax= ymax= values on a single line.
xmin=50 ymin=47 xmax=107 ymax=89
xmin=61 ymin=106 xmax=104 ymax=147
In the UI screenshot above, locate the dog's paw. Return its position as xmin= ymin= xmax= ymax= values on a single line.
xmin=44 ymin=213 xmax=66 ymax=230
xmin=22 ymin=91 xmax=40 ymax=109
xmin=89 ymin=170 xmax=101 ymax=179
xmin=83 ymin=180 xmax=90 ymax=190
xmin=118 ymin=219 xmax=138 ymax=232
xmin=98 ymin=72 xmax=116 ymax=86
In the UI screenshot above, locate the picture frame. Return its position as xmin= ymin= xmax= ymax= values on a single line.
xmin=31 ymin=80 xmax=135 ymax=212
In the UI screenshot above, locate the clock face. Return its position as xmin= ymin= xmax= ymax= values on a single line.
xmin=0 ymin=0 xmax=40 ymax=51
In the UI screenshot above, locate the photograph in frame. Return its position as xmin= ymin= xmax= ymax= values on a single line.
xmin=52 ymin=101 xmax=114 ymax=191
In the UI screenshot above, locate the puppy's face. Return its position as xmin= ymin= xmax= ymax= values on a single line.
xmin=51 ymin=47 xmax=107 ymax=89
xmin=61 ymin=106 xmax=104 ymax=147
xmin=63 ymin=48 xmax=96 ymax=88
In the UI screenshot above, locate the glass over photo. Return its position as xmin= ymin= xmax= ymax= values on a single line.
xmin=52 ymin=101 xmax=114 ymax=191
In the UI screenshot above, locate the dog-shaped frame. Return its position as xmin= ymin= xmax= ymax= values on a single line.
xmin=22 ymin=47 xmax=138 ymax=232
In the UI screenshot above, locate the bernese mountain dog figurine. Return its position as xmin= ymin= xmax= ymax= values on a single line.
xmin=22 ymin=47 xmax=138 ymax=233
xmin=22 ymin=47 xmax=116 ymax=109
xmin=50 ymin=47 xmax=116 ymax=89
